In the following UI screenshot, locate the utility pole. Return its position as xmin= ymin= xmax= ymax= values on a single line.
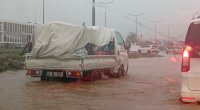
xmin=92 ymin=0 xmax=95 ymax=26
xmin=151 ymin=20 xmax=162 ymax=44
xmin=98 ymin=1 xmax=115 ymax=27
xmin=128 ymin=13 xmax=144 ymax=36
xmin=35 ymin=9 xmax=37 ymax=24
xmin=155 ymin=23 xmax=157 ymax=43
xmin=43 ymin=0 xmax=44 ymax=24
xmin=168 ymin=26 xmax=170 ymax=38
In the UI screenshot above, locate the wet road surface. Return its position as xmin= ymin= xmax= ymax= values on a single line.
xmin=0 ymin=54 xmax=200 ymax=110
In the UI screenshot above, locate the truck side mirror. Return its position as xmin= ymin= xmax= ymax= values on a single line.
xmin=124 ymin=42 xmax=131 ymax=49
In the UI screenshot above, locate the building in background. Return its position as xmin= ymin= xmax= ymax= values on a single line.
xmin=0 ymin=20 xmax=37 ymax=49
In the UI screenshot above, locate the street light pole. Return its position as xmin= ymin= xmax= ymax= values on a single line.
xmin=155 ymin=23 xmax=157 ymax=43
xmin=128 ymin=13 xmax=144 ymax=36
xmin=92 ymin=0 xmax=95 ymax=26
xmin=43 ymin=0 xmax=45 ymax=24
xmin=105 ymin=4 xmax=107 ymax=27
xmin=35 ymin=9 xmax=37 ymax=24
xmin=151 ymin=20 xmax=162 ymax=44
xmin=168 ymin=26 xmax=170 ymax=38
xmin=98 ymin=1 xmax=114 ymax=27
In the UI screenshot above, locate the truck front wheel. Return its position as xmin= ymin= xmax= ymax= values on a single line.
xmin=117 ymin=65 xmax=125 ymax=78
xmin=125 ymin=65 xmax=128 ymax=74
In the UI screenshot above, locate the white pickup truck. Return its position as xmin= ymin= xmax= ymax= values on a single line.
xmin=25 ymin=22 xmax=129 ymax=81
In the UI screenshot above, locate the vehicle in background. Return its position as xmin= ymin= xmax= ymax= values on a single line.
xmin=158 ymin=45 xmax=167 ymax=51
xmin=181 ymin=18 xmax=200 ymax=103
xmin=174 ymin=46 xmax=183 ymax=54
xmin=166 ymin=46 xmax=174 ymax=54
xmin=128 ymin=43 xmax=141 ymax=56
xmin=25 ymin=22 xmax=129 ymax=82
xmin=138 ymin=45 xmax=159 ymax=54
xmin=166 ymin=46 xmax=183 ymax=54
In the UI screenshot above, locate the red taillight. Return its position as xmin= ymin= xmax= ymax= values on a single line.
xmin=68 ymin=71 xmax=81 ymax=77
xmin=181 ymin=97 xmax=196 ymax=102
xmin=183 ymin=50 xmax=189 ymax=58
xmin=26 ymin=69 xmax=40 ymax=76
xmin=26 ymin=69 xmax=32 ymax=75
xmin=185 ymin=45 xmax=192 ymax=51
xmin=181 ymin=46 xmax=191 ymax=72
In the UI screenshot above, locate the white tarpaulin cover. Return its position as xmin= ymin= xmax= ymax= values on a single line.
xmin=31 ymin=22 xmax=114 ymax=59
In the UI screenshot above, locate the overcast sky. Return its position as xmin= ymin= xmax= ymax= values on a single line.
xmin=1 ymin=0 xmax=200 ymax=40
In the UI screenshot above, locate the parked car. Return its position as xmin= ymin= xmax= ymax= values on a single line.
xmin=180 ymin=18 xmax=200 ymax=103
xmin=174 ymin=46 xmax=183 ymax=54
xmin=166 ymin=46 xmax=183 ymax=54
xmin=128 ymin=43 xmax=141 ymax=56
xmin=138 ymin=45 xmax=159 ymax=54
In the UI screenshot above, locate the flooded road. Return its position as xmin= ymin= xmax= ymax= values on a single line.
xmin=0 ymin=55 xmax=200 ymax=110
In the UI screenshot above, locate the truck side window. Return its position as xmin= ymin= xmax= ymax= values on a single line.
xmin=115 ymin=32 xmax=124 ymax=46
xmin=103 ymin=41 xmax=114 ymax=55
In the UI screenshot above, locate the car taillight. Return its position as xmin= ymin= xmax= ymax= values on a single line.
xmin=181 ymin=46 xmax=191 ymax=72
xmin=26 ymin=69 xmax=40 ymax=76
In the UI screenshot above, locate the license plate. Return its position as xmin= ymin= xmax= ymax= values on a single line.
xmin=46 ymin=72 xmax=63 ymax=77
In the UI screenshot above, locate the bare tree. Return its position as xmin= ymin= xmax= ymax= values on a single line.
xmin=126 ymin=32 xmax=139 ymax=44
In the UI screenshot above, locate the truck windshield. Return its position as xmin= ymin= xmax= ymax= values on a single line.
xmin=115 ymin=32 xmax=124 ymax=45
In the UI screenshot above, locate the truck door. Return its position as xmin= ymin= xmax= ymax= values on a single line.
xmin=115 ymin=31 xmax=129 ymax=72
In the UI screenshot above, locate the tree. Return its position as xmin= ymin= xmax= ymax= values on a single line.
xmin=126 ymin=32 xmax=139 ymax=44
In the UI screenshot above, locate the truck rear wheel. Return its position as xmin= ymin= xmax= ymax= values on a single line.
xmin=82 ymin=71 xmax=95 ymax=82
xmin=90 ymin=70 xmax=101 ymax=82
xmin=97 ymin=70 xmax=101 ymax=80
xmin=89 ymin=71 xmax=96 ymax=82
xmin=82 ymin=70 xmax=102 ymax=82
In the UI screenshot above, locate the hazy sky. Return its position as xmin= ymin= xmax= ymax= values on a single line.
xmin=1 ymin=0 xmax=200 ymax=40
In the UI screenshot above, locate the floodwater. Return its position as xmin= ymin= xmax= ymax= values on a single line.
xmin=0 ymin=54 xmax=200 ymax=110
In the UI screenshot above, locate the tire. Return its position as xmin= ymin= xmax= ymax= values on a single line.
xmin=89 ymin=72 xmax=96 ymax=82
xmin=125 ymin=65 xmax=128 ymax=74
xmin=117 ymin=65 xmax=125 ymax=77
xmin=84 ymin=70 xmax=96 ymax=82
xmin=96 ymin=70 xmax=101 ymax=80
xmin=82 ymin=71 xmax=94 ymax=82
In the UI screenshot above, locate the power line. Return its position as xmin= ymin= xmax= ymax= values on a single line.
xmin=128 ymin=13 xmax=144 ymax=36
xmin=98 ymin=1 xmax=115 ymax=27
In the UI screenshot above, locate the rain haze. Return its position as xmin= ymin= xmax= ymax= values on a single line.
xmin=2 ymin=1 xmax=200 ymax=110
xmin=1 ymin=0 xmax=200 ymax=40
